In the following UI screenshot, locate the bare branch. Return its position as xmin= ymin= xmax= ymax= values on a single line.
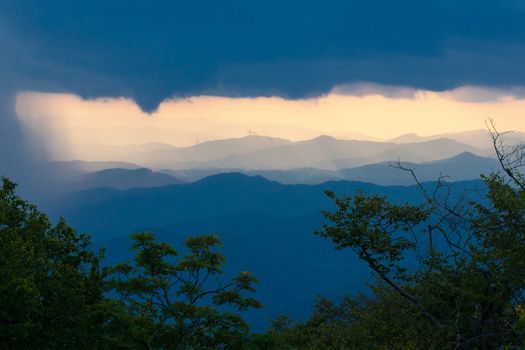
xmin=487 ymin=118 xmax=525 ymax=191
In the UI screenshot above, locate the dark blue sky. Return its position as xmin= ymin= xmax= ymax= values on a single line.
xmin=2 ymin=0 xmax=525 ymax=111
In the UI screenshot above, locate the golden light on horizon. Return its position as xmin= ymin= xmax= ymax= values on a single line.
xmin=15 ymin=85 xmax=525 ymax=161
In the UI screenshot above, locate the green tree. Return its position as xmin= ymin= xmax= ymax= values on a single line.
xmin=106 ymin=232 xmax=261 ymax=349
xmin=310 ymin=134 xmax=525 ymax=348
xmin=0 ymin=177 xmax=262 ymax=349
xmin=0 ymin=177 xmax=106 ymax=348
xmin=254 ymin=125 xmax=525 ymax=349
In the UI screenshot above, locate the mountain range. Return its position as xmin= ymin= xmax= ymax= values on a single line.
xmin=55 ymin=131 xmax=502 ymax=171
xmin=184 ymin=136 xmax=488 ymax=170
xmin=389 ymin=129 xmax=525 ymax=149
xmin=28 ymin=152 xmax=500 ymax=204
xmin=164 ymin=152 xmax=501 ymax=185
xmin=23 ymin=129 xmax=518 ymax=330
xmin=42 ymin=173 xmax=486 ymax=330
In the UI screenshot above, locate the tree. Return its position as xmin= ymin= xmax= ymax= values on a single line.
xmin=257 ymin=125 xmax=525 ymax=349
xmin=0 ymin=177 xmax=262 ymax=349
xmin=0 ymin=177 xmax=106 ymax=349
xmin=310 ymin=130 xmax=525 ymax=348
xmin=106 ymin=232 xmax=261 ymax=349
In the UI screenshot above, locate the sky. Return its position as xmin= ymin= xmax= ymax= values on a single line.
xmin=14 ymin=86 xmax=525 ymax=160
xmin=2 ymin=1 xmax=525 ymax=165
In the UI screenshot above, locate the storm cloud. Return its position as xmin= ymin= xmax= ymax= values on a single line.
xmin=2 ymin=1 xmax=525 ymax=110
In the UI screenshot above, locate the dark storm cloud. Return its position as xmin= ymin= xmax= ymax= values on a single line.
xmin=0 ymin=17 xmax=33 ymax=178
xmin=1 ymin=0 xmax=525 ymax=111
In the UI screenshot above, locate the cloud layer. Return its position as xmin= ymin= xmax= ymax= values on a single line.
xmin=3 ymin=1 xmax=525 ymax=110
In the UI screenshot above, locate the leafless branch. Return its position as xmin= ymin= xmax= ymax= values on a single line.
xmin=487 ymin=118 xmax=525 ymax=191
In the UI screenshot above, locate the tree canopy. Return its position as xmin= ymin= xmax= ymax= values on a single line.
xmin=0 ymin=177 xmax=260 ymax=349
xmin=106 ymin=232 xmax=261 ymax=349
xmin=254 ymin=127 xmax=525 ymax=349
xmin=0 ymin=177 xmax=106 ymax=348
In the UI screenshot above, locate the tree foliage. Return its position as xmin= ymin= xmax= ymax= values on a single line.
xmin=256 ymin=127 xmax=525 ymax=349
xmin=0 ymin=177 xmax=106 ymax=348
xmin=106 ymin=232 xmax=261 ymax=349
xmin=0 ymin=177 xmax=260 ymax=349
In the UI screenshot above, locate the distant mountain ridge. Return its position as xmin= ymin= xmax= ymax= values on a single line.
xmin=335 ymin=152 xmax=500 ymax=185
xmin=30 ymin=151 xmax=499 ymax=202
xmin=390 ymin=129 xmax=525 ymax=149
xmin=69 ymin=135 xmax=292 ymax=167
xmin=168 ymin=136 xmax=486 ymax=170
xmin=53 ymin=133 xmax=491 ymax=171
xmin=74 ymin=168 xmax=184 ymax=190
xmin=23 ymin=131 xmax=505 ymax=204
xmin=26 ymin=163 xmax=182 ymax=201
xmin=45 ymin=172 xmax=486 ymax=242
xmin=162 ymin=152 xmax=500 ymax=185
xmin=39 ymin=160 xmax=142 ymax=180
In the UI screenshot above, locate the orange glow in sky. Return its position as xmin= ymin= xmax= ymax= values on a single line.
xmin=15 ymin=85 xmax=525 ymax=160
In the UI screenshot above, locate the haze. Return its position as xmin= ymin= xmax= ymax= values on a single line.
xmin=16 ymin=85 xmax=525 ymax=161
